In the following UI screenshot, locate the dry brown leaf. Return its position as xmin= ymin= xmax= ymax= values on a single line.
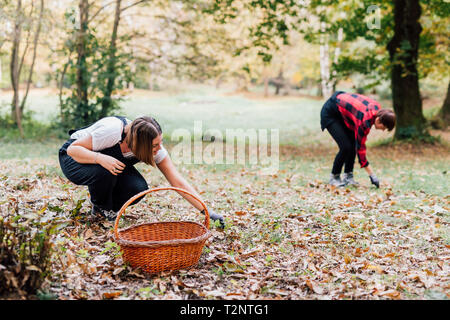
xmin=226 ymin=292 xmax=243 ymax=296
xmin=379 ymin=290 xmax=401 ymax=299
xmin=66 ymin=250 xmax=76 ymax=266
xmin=25 ymin=265 xmax=42 ymax=272
xmin=424 ymin=269 xmax=434 ymax=276
xmin=344 ymin=232 xmax=356 ymax=239
xmin=306 ymin=280 xmax=324 ymax=294
xmin=371 ymin=252 xmax=382 ymax=258
xmin=102 ymin=291 xmax=122 ymax=299
xmin=366 ymin=264 xmax=384 ymax=274
xmin=84 ymin=228 xmax=94 ymax=240
xmin=235 ymin=211 xmax=247 ymax=216
xmin=113 ymin=267 xmax=125 ymax=275
xmin=344 ymin=255 xmax=352 ymax=264
xmin=354 ymin=248 xmax=363 ymax=257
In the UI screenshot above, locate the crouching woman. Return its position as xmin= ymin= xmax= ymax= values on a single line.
xmin=58 ymin=115 xmax=224 ymax=227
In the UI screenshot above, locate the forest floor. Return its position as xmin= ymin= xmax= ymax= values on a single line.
xmin=1 ymin=140 xmax=448 ymax=300
xmin=0 ymin=88 xmax=449 ymax=300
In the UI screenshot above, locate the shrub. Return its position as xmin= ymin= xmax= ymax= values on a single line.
xmin=0 ymin=211 xmax=57 ymax=298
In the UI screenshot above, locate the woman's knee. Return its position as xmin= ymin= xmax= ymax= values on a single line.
xmin=77 ymin=164 xmax=117 ymax=186
xmin=132 ymin=178 xmax=148 ymax=196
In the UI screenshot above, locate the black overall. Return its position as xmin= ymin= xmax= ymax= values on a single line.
xmin=58 ymin=116 xmax=148 ymax=212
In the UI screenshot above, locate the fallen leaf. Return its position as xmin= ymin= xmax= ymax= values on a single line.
xmin=102 ymin=291 xmax=122 ymax=299
xmin=354 ymin=248 xmax=363 ymax=257
xmin=306 ymin=280 xmax=324 ymax=294
xmin=84 ymin=228 xmax=94 ymax=240
xmin=25 ymin=265 xmax=42 ymax=272
xmin=344 ymin=232 xmax=356 ymax=239
xmin=344 ymin=254 xmax=352 ymax=264
xmin=113 ymin=267 xmax=125 ymax=275
xmin=66 ymin=250 xmax=77 ymax=266
xmin=371 ymin=252 xmax=382 ymax=258
xmin=366 ymin=264 xmax=384 ymax=274
xmin=379 ymin=290 xmax=401 ymax=299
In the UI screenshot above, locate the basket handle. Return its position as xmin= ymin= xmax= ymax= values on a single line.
xmin=113 ymin=187 xmax=210 ymax=240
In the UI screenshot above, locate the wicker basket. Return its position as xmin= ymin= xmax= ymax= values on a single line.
xmin=113 ymin=187 xmax=211 ymax=274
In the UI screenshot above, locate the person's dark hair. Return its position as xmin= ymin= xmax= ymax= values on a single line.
xmin=126 ymin=116 xmax=162 ymax=166
xmin=376 ymin=109 xmax=396 ymax=131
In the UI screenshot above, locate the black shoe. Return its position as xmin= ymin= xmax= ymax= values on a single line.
xmin=329 ymin=174 xmax=346 ymax=187
xmin=90 ymin=199 xmax=117 ymax=222
xmin=342 ymin=172 xmax=359 ymax=186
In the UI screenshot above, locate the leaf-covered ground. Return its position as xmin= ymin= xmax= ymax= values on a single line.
xmin=0 ymin=140 xmax=449 ymax=300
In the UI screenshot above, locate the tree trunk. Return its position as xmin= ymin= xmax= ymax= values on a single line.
xmin=387 ymin=0 xmax=426 ymax=139
xmin=319 ymin=22 xmax=333 ymax=98
xmin=20 ymin=0 xmax=44 ymax=113
xmin=10 ymin=0 xmax=24 ymax=137
xmin=100 ymin=0 xmax=122 ymax=117
xmin=58 ymin=57 xmax=71 ymax=123
xmin=274 ymin=69 xmax=284 ymax=96
xmin=331 ymin=28 xmax=343 ymax=93
xmin=432 ymin=81 xmax=450 ymax=129
xmin=440 ymin=81 xmax=450 ymax=127
xmin=215 ymin=74 xmax=225 ymax=89
xmin=264 ymin=77 xmax=269 ymax=97
xmin=76 ymin=0 xmax=89 ymax=122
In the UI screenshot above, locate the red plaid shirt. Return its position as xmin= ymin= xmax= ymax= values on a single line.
xmin=335 ymin=92 xmax=380 ymax=168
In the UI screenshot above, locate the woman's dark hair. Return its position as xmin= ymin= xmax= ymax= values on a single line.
xmin=126 ymin=116 xmax=162 ymax=166
xmin=376 ymin=109 xmax=396 ymax=131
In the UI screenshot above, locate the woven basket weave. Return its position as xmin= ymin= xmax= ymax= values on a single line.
xmin=113 ymin=187 xmax=211 ymax=274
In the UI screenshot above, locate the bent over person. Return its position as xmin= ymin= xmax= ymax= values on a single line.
xmin=58 ymin=115 xmax=224 ymax=227
xmin=320 ymin=91 xmax=396 ymax=187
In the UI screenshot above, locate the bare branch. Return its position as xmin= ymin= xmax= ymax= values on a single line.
xmin=120 ymin=0 xmax=148 ymax=13
xmin=88 ymin=0 xmax=115 ymax=23
xmin=21 ymin=0 xmax=45 ymax=112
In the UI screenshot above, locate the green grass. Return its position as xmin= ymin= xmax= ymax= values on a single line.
xmin=0 ymin=86 xmax=323 ymax=145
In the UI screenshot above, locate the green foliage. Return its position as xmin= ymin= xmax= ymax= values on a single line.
xmin=394 ymin=126 xmax=438 ymax=143
xmin=57 ymin=9 xmax=133 ymax=130
xmin=0 ymin=209 xmax=58 ymax=298
xmin=0 ymin=109 xmax=62 ymax=141
xmin=205 ymin=0 xmax=297 ymax=64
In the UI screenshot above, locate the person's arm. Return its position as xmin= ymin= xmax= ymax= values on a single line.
xmin=156 ymin=156 xmax=204 ymax=210
xmin=364 ymin=162 xmax=380 ymax=188
xmin=356 ymin=126 xmax=380 ymax=188
xmin=355 ymin=127 xmax=370 ymax=170
xmin=157 ymin=156 xmax=225 ymax=226
xmin=67 ymin=135 xmax=125 ymax=176
xmin=364 ymin=164 xmax=373 ymax=176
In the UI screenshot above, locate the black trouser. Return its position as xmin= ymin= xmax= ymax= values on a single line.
xmin=320 ymin=91 xmax=356 ymax=175
xmin=58 ymin=139 xmax=148 ymax=212
xmin=326 ymin=120 xmax=356 ymax=175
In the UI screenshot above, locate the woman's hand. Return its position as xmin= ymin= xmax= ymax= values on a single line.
xmin=97 ymin=153 xmax=125 ymax=176
xmin=202 ymin=208 xmax=225 ymax=228
xmin=364 ymin=165 xmax=380 ymax=188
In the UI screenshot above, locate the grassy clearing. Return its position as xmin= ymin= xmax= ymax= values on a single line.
xmin=1 ymin=87 xmax=449 ymax=300
xmin=0 ymin=87 xmax=323 ymax=145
